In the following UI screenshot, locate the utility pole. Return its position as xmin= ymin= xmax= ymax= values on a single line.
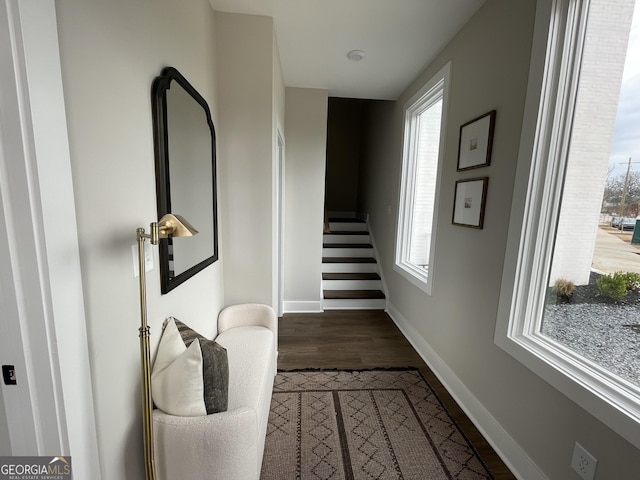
xmin=619 ymin=157 xmax=640 ymax=219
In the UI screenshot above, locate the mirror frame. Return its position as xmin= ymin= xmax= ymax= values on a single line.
xmin=151 ymin=66 xmax=218 ymax=294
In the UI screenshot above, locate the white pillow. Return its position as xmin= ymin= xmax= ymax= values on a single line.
xmin=152 ymin=339 xmax=207 ymax=416
xmin=153 ymin=318 xmax=188 ymax=372
xmin=151 ymin=317 xmax=229 ymax=416
xmin=151 ymin=319 xmax=207 ymax=416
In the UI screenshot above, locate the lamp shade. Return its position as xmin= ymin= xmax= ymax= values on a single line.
xmin=157 ymin=213 xmax=198 ymax=238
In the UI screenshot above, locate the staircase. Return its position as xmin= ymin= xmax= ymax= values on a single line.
xmin=322 ymin=217 xmax=386 ymax=310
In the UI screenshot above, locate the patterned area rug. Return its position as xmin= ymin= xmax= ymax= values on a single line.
xmin=260 ymin=369 xmax=494 ymax=480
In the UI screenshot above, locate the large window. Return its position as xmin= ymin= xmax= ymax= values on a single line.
xmin=395 ymin=63 xmax=450 ymax=294
xmin=496 ymin=0 xmax=640 ymax=449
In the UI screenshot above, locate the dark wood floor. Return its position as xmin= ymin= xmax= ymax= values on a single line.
xmin=278 ymin=310 xmax=516 ymax=480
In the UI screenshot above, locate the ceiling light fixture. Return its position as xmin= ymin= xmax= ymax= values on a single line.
xmin=347 ymin=49 xmax=366 ymax=62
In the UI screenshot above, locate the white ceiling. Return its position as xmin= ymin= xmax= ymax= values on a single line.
xmin=209 ymin=0 xmax=486 ymax=100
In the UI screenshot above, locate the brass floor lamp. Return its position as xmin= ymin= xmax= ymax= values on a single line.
xmin=136 ymin=213 xmax=197 ymax=480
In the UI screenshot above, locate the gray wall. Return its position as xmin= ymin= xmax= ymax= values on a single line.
xmin=284 ymin=87 xmax=328 ymax=312
xmin=215 ymin=12 xmax=281 ymax=307
xmin=0 ymin=388 xmax=8 ymax=455
xmin=56 ymin=0 xmax=224 ymax=477
xmin=359 ymin=0 xmax=640 ymax=478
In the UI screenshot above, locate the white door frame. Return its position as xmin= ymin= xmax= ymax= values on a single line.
xmin=0 ymin=1 xmax=101 ymax=477
xmin=273 ymin=131 xmax=285 ymax=317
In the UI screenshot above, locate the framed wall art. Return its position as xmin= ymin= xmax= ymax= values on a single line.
xmin=457 ymin=110 xmax=496 ymax=171
xmin=452 ymin=177 xmax=488 ymax=229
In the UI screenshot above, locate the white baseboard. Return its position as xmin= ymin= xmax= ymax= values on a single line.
xmin=386 ymin=303 xmax=547 ymax=480
xmin=282 ymin=301 xmax=323 ymax=313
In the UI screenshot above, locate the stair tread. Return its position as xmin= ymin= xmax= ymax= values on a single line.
xmin=323 ymin=243 xmax=373 ymax=248
xmin=322 ymin=257 xmax=377 ymax=263
xmin=329 ymin=218 xmax=366 ymax=223
xmin=323 ymin=290 xmax=386 ymax=299
xmin=325 ymin=231 xmax=370 ymax=235
xmin=323 ymin=273 xmax=381 ymax=280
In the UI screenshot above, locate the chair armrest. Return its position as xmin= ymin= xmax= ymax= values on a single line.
xmin=154 ymin=407 xmax=259 ymax=480
xmin=218 ymin=303 xmax=278 ymax=375
xmin=218 ymin=303 xmax=276 ymax=336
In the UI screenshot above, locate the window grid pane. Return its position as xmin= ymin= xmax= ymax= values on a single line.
xmin=495 ymin=0 xmax=640 ymax=448
xmin=395 ymin=63 xmax=449 ymax=293
xmin=408 ymin=99 xmax=442 ymax=268
xmin=541 ymin=0 xmax=640 ymax=389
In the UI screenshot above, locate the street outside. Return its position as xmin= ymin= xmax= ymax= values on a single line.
xmin=592 ymin=225 xmax=640 ymax=274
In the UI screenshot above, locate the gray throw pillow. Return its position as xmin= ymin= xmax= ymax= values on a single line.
xmin=173 ymin=319 xmax=229 ymax=413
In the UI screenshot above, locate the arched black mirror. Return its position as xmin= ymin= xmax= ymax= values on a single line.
xmin=152 ymin=67 xmax=218 ymax=294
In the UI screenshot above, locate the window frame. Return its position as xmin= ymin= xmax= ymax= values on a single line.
xmin=395 ymin=62 xmax=451 ymax=294
xmin=495 ymin=0 xmax=640 ymax=449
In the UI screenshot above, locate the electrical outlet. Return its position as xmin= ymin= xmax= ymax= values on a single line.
xmin=570 ymin=442 xmax=597 ymax=480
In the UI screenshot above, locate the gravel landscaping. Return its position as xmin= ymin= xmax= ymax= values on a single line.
xmin=542 ymin=273 xmax=640 ymax=387
xmin=542 ymin=304 xmax=640 ymax=386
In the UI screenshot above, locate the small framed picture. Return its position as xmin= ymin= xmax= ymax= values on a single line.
xmin=452 ymin=177 xmax=488 ymax=229
xmin=457 ymin=110 xmax=496 ymax=171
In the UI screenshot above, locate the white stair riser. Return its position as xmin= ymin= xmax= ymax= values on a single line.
xmin=322 ymin=298 xmax=386 ymax=310
xmin=322 ymin=247 xmax=373 ymax=257
xmin=323 ymin=216 xmax=384 ymax=310
xmin=323 ymin=234 xmax=370 ymax=244
xmin=322 ymin=263 xmax=378 ymax=273
xmin=322 ymin=279 xmax=382 ymax=290
xmin=329 ymin=222 xmax=367 ymax=232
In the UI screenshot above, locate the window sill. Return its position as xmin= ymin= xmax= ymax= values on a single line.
xmin=394 ymin=262 xmax=431 ymax=295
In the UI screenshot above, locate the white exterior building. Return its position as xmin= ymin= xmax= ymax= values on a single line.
xmin=550 ymin=0 xmax=635 ymax=285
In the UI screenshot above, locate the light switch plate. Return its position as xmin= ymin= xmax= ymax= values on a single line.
xmin=132 ymin=242 xmax=153 ymax=277
xmin=2 ymin=365 xmax=16 ymax=385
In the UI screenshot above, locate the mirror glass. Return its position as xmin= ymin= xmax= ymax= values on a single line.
xmin=152 ymin=67 xmax=218 ymax=294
